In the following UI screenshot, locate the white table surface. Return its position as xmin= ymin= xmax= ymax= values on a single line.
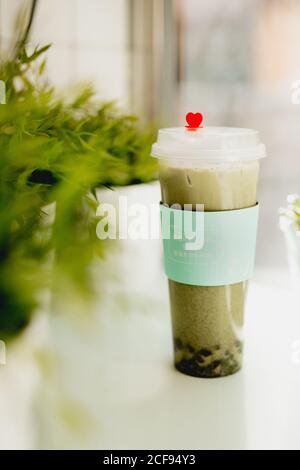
xmin=1 ymin=267 xmax=300 ymax=450
xmin=95 ymin=267 xmax=300 ymax=450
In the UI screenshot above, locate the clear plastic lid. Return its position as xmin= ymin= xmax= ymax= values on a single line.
xmin=151 ymin=127 xmax=266 ymax=163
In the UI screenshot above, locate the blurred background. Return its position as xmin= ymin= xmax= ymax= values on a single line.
xmin=1 ymin=0 xmax=300 ymax=450
xmin=1 ymin=0 xmax=298 ymax=269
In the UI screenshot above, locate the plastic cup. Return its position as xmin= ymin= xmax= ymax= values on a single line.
xmin=152 ymin=126 xmax=266 ymax=378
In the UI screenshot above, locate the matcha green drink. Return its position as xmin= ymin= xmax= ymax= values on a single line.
xmin=152 ymin=125 xmax=265 ymax=378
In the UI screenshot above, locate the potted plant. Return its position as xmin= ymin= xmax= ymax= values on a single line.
xmin=0 ymin=43 xmax=166 ymax=448
xmin=280 ymin=195 xmax=300 ymax=288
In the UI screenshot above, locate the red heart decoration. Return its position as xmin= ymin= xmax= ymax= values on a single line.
xmin=185 ymin=112 xmax=203 ymax=129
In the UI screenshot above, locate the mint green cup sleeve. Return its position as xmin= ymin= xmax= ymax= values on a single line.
xmin=160 ymin=204 xmax=259 ymax=286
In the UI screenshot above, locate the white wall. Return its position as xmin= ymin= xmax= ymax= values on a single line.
xmin=0 ymin=0 xmax=130 ymax=106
